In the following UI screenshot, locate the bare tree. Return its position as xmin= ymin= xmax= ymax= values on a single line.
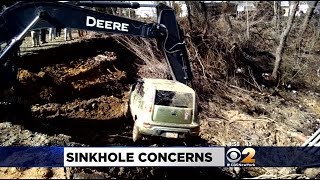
xmin=169 ymin=1 xmax=175 ymax=7
xmin=273 ymin=1 xmax=281 ymax=32
xmin=221 ymin=2 xmax=236 ymax=33
xmin=297 ymin=1 xmax=319 ymax=50
xmin=271 ymin=1 xmax=299 ymax=79
xmin=172 ymin=2 xmax=182 ymax=17
xmin=186 ymin=1 xmax=209 ymax=30
xmin=311 ymin=16 xmax=320 ymax=50
xmin=273 ymin=1 xmax=277 ymax=24
xmin=288 ymin=1 xmax=292 ymax=15
xmin=223 ymin=13 xmax=233 ymax=32
xmin=185 ymin=1 xmax=193 ymax=29
xmin=246 ymin=1 xmax=250 ymax=39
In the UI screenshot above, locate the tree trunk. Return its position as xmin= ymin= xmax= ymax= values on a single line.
xmin=223 ymin=13 xmax=233 ymax=32
xmin=288 ymin=1 xmax=292 ymax=16
xmin=118 ymin=1 xmax=123 ymax=16
xmin=185 ymin=1 xmax=193 ymax=29
xmin=272 ymin=1 xmax=299 ymax=79
xmin=276 ymin=1 xmax=281 ymax=32
xmin=311 ymin=15 xmax=320 ymax=51
xmin=312 ymin=28 xmax=320 ymax=50
xmin=112 ymin=8 xmax=117 ymax=15
xmin=171 ymin=1 xmax=175 ymax=7
xmin=273 ymin=1 xmax=277 ymax=25
xmin=200 ymin=2 xmax=209 ymax=31
xmin=186 ymin=1 xmax=210 ymax=31
xmin=246 ymin=1 xmax=250 ymax=39
xmin=273 ymin=1 xmax=281 ymax=33
xmin=297 ymin=1 xmax=318 ymax=50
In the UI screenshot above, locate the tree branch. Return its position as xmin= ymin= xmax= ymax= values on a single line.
xmin=271 ymin=1 xmax=299 ymax=79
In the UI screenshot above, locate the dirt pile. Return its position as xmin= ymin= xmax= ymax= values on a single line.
xmin=12 ymin=38 xmax=136 ymax=105
xmin=0 ymin=168 xmax=65 ymax=179
xmin=31 ymin=95 xmax=125 ymax=120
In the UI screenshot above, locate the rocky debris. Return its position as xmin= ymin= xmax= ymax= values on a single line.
xmin=0 ymin=121 xmax=76 ymax=147
xmin=303 ymin=168 xmax=320 ymax=179
xmin=0 ymin=168 xmax=66 ymax=179
xmin=72 ymin=172 xmax=106 ymax=179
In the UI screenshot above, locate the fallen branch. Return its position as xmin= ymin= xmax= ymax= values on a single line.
xmin=228 ymin=84 xmax=264 ymax=95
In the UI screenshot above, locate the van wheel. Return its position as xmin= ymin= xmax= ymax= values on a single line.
xmin=132 ymin=124 xmax=142 ymax=142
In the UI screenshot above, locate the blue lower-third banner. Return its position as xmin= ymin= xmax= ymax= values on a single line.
xmin=0 ymin=146 xmax=64 ymax=167
xmin=0 ymin=147 xmax=319 ymax=167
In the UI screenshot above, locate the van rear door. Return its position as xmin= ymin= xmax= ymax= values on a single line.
xmin=152 ymin=90 xmax=194 ymax=124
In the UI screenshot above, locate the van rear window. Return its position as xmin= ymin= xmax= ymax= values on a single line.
xmin=155 ymin=90 xmax=193 ymax=108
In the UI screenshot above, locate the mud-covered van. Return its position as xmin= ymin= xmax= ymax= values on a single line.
xmin=124 ymin=78 xmax=200 ymax=142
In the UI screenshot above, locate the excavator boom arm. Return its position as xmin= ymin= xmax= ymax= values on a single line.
xmin=0 ymin=1 xmax=193 ymax=88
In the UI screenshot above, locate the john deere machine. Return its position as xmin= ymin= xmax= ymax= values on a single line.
xmin=0 ymin=1 xmax=194 ymax=104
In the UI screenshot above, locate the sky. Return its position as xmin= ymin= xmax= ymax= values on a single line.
xmin=134 ymin=1 xmax=156 ymax=17
xmin=133 ymin=1 xmax=187 ymax=17
xmin=129 ymin=1 xmax=312 ymax=17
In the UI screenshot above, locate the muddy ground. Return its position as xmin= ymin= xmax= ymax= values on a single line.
xmin=0 ymin=34 xmax=320 ymax=179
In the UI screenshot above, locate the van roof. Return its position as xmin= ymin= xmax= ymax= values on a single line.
xmin=142 ymin=78 xmax=195 ymax=93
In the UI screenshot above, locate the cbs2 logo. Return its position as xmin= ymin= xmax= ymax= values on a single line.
xmin=226 ymin=148 xmax=256 ymax=163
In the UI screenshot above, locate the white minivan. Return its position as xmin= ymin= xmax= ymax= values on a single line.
xmin=124 ymin=78 xmax=200 ymax=142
